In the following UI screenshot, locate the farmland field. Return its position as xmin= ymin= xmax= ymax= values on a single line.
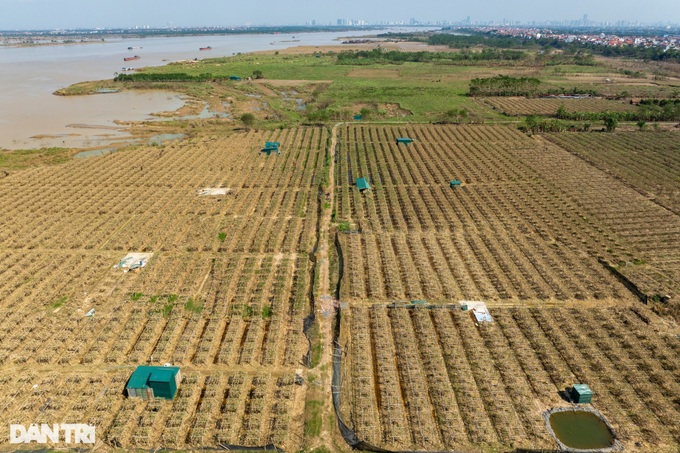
xmin=0 ymin=127 xmax=329 ymax=450
xmin=338 ymin=305 xmax=680 ymax=452
xmin=332 ymin=124 xmax=680 ymax=452
xmin=333 ymin=124 xmax=680 ymax=304
xmin=480 ymin=96 xmax=637 ymax=116
xmin=0 ymin=121 xmax=679 ymax=452
xmin=545 ymin=131 xmax=680 ymax=214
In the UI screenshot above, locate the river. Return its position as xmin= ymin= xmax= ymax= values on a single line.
xmin=0 ymin=30 xmax=410 ymax=150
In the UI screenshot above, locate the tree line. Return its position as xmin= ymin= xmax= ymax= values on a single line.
xmin=427 ymin=30 xmax=680 ymax=64
xmin=556 ymin=100 xmax=680 ymax=122
xmin=335 ymin=48 xmax=528 ymax=65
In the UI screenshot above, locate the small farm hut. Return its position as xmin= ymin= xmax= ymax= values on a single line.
xmin=229 ymin=75 xmax=241 ymax=81
xmin=353 ymin=114 xmax=363 ymax=121
xmin=450 ymin=180 xmax=462 ymax=188
xmin=126 ymin=365 xmax=181 ymax=400
xmin=396 ymin=137 xmax=413 ymax=145
xmin=356 ymin=177 xmax=370 ymax=192
xmin=570 ymin=384 xmax=593 ymax=403
xmin=261 ymin=141 xmax=281 ymax=155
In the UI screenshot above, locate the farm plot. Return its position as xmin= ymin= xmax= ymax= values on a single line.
xmin=339 ymin=305 xmax=680 ymax=452
xmin=479 ymin=97 xmax=636 ymax=116
xmin=545 ymin=131 xmax=680 ymax=215
xmin=519 ymin=136 xmax=680 ymax=300
xmin=0 ymin=127 xmax=327 ymax=450
xmin=334 ymin=124 xmax=642 ymax=304
xmin=0 ymin=369 xmax=305 ymax=451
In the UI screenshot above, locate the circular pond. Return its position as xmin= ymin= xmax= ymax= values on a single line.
xmin=549 ymin=410 xmax=615 ymax=450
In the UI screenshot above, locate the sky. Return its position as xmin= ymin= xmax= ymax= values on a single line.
xmin=1 ymin=0 xmax=679 ymax=29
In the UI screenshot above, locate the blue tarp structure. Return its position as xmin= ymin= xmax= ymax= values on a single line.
xmin=261 ymin=141 xmax=281 ymax=155
xmin=126 ymin=366 xmax=181 ymax=400
xmin=356 ymin=177 xmax=370 ymax=191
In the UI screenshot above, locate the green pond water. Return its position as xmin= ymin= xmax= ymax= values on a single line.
xmin=549 ymin=410 xmax=614 ymax=450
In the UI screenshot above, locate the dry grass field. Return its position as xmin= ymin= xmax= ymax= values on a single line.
xmin=333 ymin=124 xmax=680 ymax=452
xmin=0 ymin=127 xmax=329 ymax=450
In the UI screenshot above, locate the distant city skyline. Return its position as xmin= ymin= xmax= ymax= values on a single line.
xmin=1 ymin=0 xmax=679 ymax=30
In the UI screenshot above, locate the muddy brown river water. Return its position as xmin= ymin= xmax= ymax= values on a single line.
xmin=0 ymin=30 xmax=400 ymax=150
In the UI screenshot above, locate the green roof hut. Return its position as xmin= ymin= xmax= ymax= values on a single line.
xmin=396 ymin=137 xmax=413 ymax=145
xmin=126 ymin=366 xmax=181 ymax=400
xmin=356 ymin=177 xmax=370 ymax=192
xmin=262 ymin=141 xmax=281 ymax=155
xmin=450 ymin=180 xmax=462 ymax=188
xmin=570 ymin=384 xmax=593 ymax=404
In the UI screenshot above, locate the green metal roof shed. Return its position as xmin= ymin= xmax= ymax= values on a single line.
xmin=126 ymin=366 xmax=181 ymax=400
xmin=396 ymin=137 xmax=413 ymax=145
xmin=356 ymin=177 xmax=370 ymax=192
xmin=570 ymin=384 xmax=593 ymax=404
xmin=450 ymin=180 xmax=462 ymax=188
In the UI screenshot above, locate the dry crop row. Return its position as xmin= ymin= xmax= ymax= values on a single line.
xmin=0 ymin=127 xmax=326 ymax=252
xmin=338 ymin=230 xmax=631 ymax=302
xmin=334 ymin=124 xmax=643 ymax=303
xmin=546 ymin=132 xmax=680 ymax=214
xmin=0 ymin=128 xmax=327 ymax=450
xmin=519 ymin=137 xmax=680 ymax=298
xmin=0 ymin=251 xmax=310 ymax=368
xmin=340 ymin=305 xmax=680 ymax=452
xmin=480 ymin=97 xmax=636 ymax=116
xmin=0 ymin=369 xmax=305 ymax=451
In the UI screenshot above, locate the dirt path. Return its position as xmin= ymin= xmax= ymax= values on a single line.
xmin=306 ymin=122 xmax=343 ymax=451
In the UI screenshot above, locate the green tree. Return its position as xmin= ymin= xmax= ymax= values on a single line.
xmin=240 ymin=113 xmax=255 ymax=128
xmin=252 ymin=69 xmax=264 ymax=79
xmin=603 ymin=113 xmax=619 ymax=132
xmin=636 ymin=120 xmax=647 ymax=131
xmin=524 ymin=115 xmax=540 ymax=134
xmin=556 ymin=103 xmax=568 ymax=119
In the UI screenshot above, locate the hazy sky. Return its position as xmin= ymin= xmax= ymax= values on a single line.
xmin=1 ymin=0 xmax=678 ymax=29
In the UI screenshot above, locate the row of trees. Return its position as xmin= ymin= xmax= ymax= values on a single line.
xmin=335 ymin=48 xmax=528 ymax=65
xmin=520 ymin=115 xmax=618 ymax=134
xmin=114 ymin=70 xmax=263 ymax=83
xmin=555 ymin=101 xmax=680 ymax=122
xmin=427 ymin=31 xmax=680 ymax=64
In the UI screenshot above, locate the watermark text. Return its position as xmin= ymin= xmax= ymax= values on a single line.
xmin=10 ymin=424 xmax=95 ymax=444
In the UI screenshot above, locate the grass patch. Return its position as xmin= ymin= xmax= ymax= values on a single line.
xmin=130 ymin=292 xmax=143 ymax=301
xmin=262 ymin=305 xmax=272 ymax=319
xmin=184 ymin=298 xmax=203 ymax=313
xmin=336 ymin=221 xmax=352 ymax=232
xmin=304 ymin=399 xmax=323 ymax=439
xmin=161 ymin=303 xmax=174 ymax=318
xmin=307 ymin=321 xmax=322 ymax=368
xmin=218 ymin=232 xmax=227 ymax=242
xmin=0 ymin=147 xmax=72 ymax=171
xmin=50 ymin=296 xmax=68 ymax=310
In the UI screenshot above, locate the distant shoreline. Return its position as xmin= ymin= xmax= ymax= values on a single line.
xmin=0 ymin=25 xmax=395 ymax=48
